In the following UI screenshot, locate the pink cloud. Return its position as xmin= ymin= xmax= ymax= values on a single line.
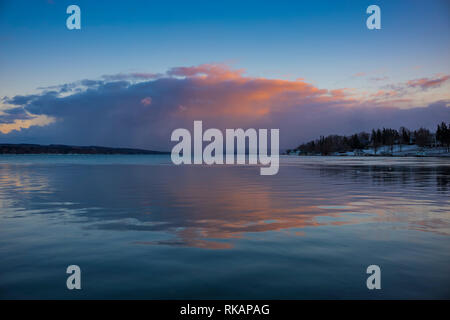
xmin=406 ymin=74 xmax=450 ymax=90
xmin=167 ymin=63 xmax=245 ymax=80
xmin=141 ymin=97 xmax=152 ymax=106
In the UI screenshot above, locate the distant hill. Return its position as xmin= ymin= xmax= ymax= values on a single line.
xmin=0 ymin=144 xmax=170 ymax=155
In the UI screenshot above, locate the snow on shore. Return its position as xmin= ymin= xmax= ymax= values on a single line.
xmin=292 ymin=145 xmax=450 ymax=157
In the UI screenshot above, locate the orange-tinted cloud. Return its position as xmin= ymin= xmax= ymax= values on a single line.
xmin=164 ymin=64 xmax=352 ymax=118
xmin=406 ymin=74 xmax=450 ymax=90
xmin=0 ymin=113 xmax=55 ymax=134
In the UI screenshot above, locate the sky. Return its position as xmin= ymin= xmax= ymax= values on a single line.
xmin=0 ymin=0 xmax=449 ymax=149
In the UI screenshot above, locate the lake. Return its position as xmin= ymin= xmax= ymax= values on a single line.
xmin=0 ymin=155 xmax=449 ymax=299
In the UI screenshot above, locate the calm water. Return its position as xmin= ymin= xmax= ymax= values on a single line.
xmin=0 ymin=155 xmax=449 ymax=299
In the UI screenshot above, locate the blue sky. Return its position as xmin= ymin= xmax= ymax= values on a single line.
xmin=1 ymin=0 xmax=449 ymax=96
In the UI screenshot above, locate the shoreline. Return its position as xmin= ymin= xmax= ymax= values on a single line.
xmin=0 ymin=143 xmax=170 ymax=155
xmin=285 ymin=144 xmax=450 ymax=158
xmin=285 ymin=154 xmax=450 ymax=158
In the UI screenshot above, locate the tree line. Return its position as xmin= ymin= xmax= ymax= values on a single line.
xmin=287 ymin=122 xmax=450 ymax=155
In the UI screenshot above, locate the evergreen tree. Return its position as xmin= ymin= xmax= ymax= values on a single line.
xmin=437 ymin=122 xmax=450 ymax=151
xmin=415 ymin=128 xmax=431 ymax=148
xmin=371 ymin=129 xmax=380 ymax=154
xmin=399 ymin=127 xmax=410 ymax=151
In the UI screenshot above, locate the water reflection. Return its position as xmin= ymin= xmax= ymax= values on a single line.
xmin=0 ymin=156 xmax=449 ymax=249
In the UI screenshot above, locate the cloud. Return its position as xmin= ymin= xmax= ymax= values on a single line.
xmin=0 ymin=113 xmax=55 ymax=134
xmin=352 ymin=72 xmax=366 ymax=77
xmin=167 ymin=63 xmax=245 ymax=80
xmin=141 ymin=97 xmax=152 ymax=106
xmin=1 ymin=64 xmax=449 ymax=148
xmin=101 ymin=72 xmax=161 ymax=81
xmin=36 ymin=80 xmax=105 ymax=94
xmin=369 ymin=76 xmax=389 ymax=82
xmin=406 ymin=74 xmax=450 ymax=90
xmin=0 ymin=106 xmax=31 ymax=121
xmin=5 ymin=94 xmax=40 ymax=106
